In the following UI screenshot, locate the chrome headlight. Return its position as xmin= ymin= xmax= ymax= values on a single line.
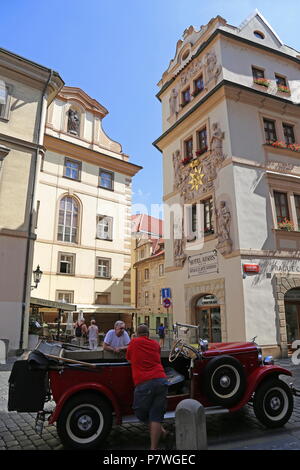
xmin=257 ymin=347 xmax=263 ymax=364
xmin=263 ymin=355 xmax=274 ymax=365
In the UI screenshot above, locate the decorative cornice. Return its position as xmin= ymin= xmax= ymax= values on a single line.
xmin=44 ymin=134 xmax=142 ymax=177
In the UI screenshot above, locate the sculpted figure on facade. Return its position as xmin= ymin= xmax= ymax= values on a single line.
xmin=210 ymin=122 xmax=226 ymax=171
xmin=173 ymin=218 xmax=186 ymax=267
xmin=216 ymin=200 xmax=232 ymax=255
xmin=169 ymin=88 xmax=178 ymax=116
xmin=204 ymin=51 xmax=221 ymax=83
xmin=67 ymin=108 xmax=80 ymax=135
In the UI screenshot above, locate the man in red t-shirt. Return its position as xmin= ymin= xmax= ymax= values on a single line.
xmin=126 ymin=323 xmax=168 ymax=450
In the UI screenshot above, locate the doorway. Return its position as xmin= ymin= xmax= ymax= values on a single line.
xmin=285 ymin=288 xmax=300 ymax=347
xmin=195 ymin=294 xmax=221 ymax=342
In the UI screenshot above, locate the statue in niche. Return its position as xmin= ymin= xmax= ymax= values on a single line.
xmin=169 ymin=88 xmax=178 ymax=116
xmin=67 ymin=109 xmax=80 ymax=135
xmin=216 ymin=201 xmax=232 ymax=255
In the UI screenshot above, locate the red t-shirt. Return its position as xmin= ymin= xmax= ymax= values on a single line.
xmin=126 ymin=336 xmax=166 ymax=386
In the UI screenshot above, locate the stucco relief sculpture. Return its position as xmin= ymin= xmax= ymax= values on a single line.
xmin=174 ymin=218 xmax=186 ymax=267
xmin=180 ymin=57 xmax=203 ymax=87
xmin=210 ymin=122 xmax=226 ymax=176
xmin=67 ymin=109 xmax=80 ymax=135
xmin=204 ymin=51 xmax=221 ymax=83
xmin=216 ymin=201 xmax=232 ymax=255
xmin=169 ymin=88 xmax=178 ymax=116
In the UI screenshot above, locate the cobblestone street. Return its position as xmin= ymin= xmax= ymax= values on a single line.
xmin=1 ymin=358 xmax=300 ymax=451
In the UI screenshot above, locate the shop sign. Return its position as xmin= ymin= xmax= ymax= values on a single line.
xmin=188 ymin=250 xmax=218 ymax=277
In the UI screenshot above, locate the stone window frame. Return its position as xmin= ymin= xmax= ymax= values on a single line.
xmin=96 ymin=214 xmax=113 ymax=241
xmin=95 ymin=256 xmax=111 ymax=279
xmin=57 ymin=251 xmax=76 ymax=276
xmin=56 ymin=290 xmax=74 ymax=304
xmin=260 ymin=112 xmax=298 ymax=146
xmin=268 ymin=177 xmax=300 ymax=231
xmin=0 ymin=83 xmax=13 ymax=122
xmin=95 ymin=292 xmax=111 ymax=305
xmin=181 ymin=86 xmax=191 ymax=108
xmin=63 ymin=156 xmax=82 ymax=181
xmin=56 ymin=194 xmax=82 ymax=245
xmin=99 ymin=168 xmax=114 ymax=191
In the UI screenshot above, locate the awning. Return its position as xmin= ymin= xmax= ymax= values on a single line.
xmin=30 ymin=297 xmax=76 ymax=311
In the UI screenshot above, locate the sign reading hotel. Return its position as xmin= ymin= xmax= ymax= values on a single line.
xmin=188 ymin=250 xmax=218 ymax=277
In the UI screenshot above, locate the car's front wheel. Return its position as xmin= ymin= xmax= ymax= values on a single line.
xmin=57 ymin=392 xmax=113 ymax=449
xmin=253 ymin=378 xmax=293 ymax=428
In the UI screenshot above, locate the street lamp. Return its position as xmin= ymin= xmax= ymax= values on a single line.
xmin=31 ymin=265 xmax=43 ymax=290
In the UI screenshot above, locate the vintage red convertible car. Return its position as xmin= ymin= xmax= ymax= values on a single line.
xmin=8 ymin=322 xmax=299 ymax=449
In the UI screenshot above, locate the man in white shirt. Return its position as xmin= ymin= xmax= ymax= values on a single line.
xmin=103 ymin=320 xmax=130 ymax=353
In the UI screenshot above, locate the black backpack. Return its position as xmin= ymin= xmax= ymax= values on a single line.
xmin=75 ymin=324 xmax=82 ymax=337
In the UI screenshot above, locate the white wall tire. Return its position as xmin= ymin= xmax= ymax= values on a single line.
xmin=253 ymin=378 xmax=293 ymax=428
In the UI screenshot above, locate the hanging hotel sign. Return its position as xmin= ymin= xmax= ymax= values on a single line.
xmin=188 ymin=250 xmax=218 ymax=277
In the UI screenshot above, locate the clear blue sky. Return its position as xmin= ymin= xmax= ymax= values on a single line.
xmin=2 ymin=0 xmax=299 ymax=212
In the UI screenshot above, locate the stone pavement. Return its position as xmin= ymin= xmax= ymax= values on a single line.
xmin=0 ymin=357 xmax=300 ymax=450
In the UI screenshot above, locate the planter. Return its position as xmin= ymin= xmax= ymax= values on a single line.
xmin=253 ymin=79 xmax=270 ymax=87
xmin=28 ymin=334 xmax=39 ymax=350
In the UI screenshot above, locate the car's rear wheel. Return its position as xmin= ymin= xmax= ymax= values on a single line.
xmin=253 ymin=378 xmax=293 ymax=428
xmin=57 ymin=392 xmax=113 ymax=449
xmin=203 ymin=355 xmax=246 ymax=407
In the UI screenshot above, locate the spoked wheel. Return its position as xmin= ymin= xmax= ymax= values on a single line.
xmin=253 ymin=378 xmax=293 ymax=428
xmin=57 ymin=393 xmax=112 ymax=449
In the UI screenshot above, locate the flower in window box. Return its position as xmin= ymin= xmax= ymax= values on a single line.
xmin=181 ymin=156 xmax=193 ymax=165
xmin=277 ymin=85 xmax=290 ymax=93
xmin=195 ymin=147 xmax=208 ymax=156
xmin=287 ymin=143 xmax=300 ymax=152
xmin=267 ymin=140 xmax=287 ymax=149
xmin=277 ymin=218 xmax=294 ymax=231
xmin=253 ymin=78 xmax=271 ymax=87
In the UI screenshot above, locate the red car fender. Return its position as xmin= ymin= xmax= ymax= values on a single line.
xmin=48 ymin=382 xmax=120 ymax=425
xmin=230 ymin=365 xmax=292 ymax=412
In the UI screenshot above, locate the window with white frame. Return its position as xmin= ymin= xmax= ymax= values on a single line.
xmin=99 ymin=169 xmax=114 ymax=190
xmin=96 ymin=257 xmax=111 ymax=278
xmin=57 ymin=196 xmax=79 ymax=243
xmin=56 ymin=290 xmax=74 ymax=304
xmin=64 ymin=158 xmax=81 ymax=180
xmin=58 ymin=252 xmax=75 ymax=275
xmin=96 ymin=215 xmax=113 ymax=240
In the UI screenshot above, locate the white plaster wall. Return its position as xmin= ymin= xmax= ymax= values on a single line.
xmin=233 ymin=165 xmax=274 ymax=250
xmin=84 ymin=112 xmax=94 ymax=142
xmin=220 ymin=38 xmax=300 ymax=103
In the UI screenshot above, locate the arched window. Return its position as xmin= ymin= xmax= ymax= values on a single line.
xmin=57 ymin=196 xmax=79 ymax=243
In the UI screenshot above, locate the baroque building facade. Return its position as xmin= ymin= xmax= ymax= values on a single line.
xmin=154 ymin=11 xmax=300 ymax=357
xmin=0 ymin=48 xmax=64 ymax=352
xmin=32 ymin=86 xmax=141 ymax=334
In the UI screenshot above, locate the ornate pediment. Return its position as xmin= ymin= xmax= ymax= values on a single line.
xmin=58 ymin=86 xmax=108 ymax=119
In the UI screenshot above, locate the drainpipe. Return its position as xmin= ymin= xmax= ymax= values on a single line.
xmin=18 ymin=70 xmax=53 ymax=354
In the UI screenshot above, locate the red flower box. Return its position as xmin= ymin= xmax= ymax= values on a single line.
xmin=195 ymin=147 xmax=208 ymax=156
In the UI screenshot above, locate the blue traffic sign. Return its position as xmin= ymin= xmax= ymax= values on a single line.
xmin=161 ymin=288 xmax=171 ymax=299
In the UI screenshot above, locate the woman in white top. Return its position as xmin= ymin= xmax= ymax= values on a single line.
xmin=88 ymin=320 xmax=99 ymax=350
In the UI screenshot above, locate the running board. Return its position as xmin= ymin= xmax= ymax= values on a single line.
xmin=121 ymin=406 xmax=229 ymax=424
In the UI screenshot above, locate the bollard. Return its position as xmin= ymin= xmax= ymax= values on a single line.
xmin=175 ymin=399 xmax=207 ymax=450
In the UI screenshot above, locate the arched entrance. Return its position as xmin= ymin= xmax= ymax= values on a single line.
xmin=195 ymin=294 xmax=221 ymax=342
xmin=285 ymin=288 xmax=300 ymax=347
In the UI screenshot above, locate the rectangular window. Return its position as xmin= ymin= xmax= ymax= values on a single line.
xmin=197 ymin=127 xmax=208 ymax=154
xmin=252 ymin=67 xmax=264 ymax=79
xmin=96 ymin=215 xmax=113 ymax=240
xmin=95 ymin=292 xmax=111 ymax=305
xmin=144 ymin=268 xmax=149 ymax=280
xmin=140 ymin=248 xmax=145 ymax=259
xmin=264 ymin=119 xmax=277 ymax=143
xmin=283 ymin=123 xmax=295 ymax=145
xmin=159 ymin=264 xmax=164 ymax=277
xmin=0 ymin=81 xmax=11 ymax=120
xmin=274 ymin=191 xmax=290 ymax=224
xmin=181 ymin=88 xmax=190 ymax=107
xmin=184 ymin=138 xmax=193 ymax=159
xmin=56 ymin=290 xmax=74 ymax=304
xmin=275 ymin=74 xmax=287 ymax=87
xmin=58 ymin=252 xmax=75 ymax=275
xmin=99 ymin=169 xmax=114 ymax=190
xmin=96 ymin=257 xmax=111 ymax=278
xmin=64 ymin=158 xmax=81 ymax=180
xmin=145 ymin=292 xmax=149 ymax=306
xmin=192 ymin=204 xmax=197 ymax=233
xmin=144 ymin=315 xmax=149 ymax=325
xmin=203 ymin=198 xmax=214 ymax=234
xmin=294 ymin=195 xmax=300 ymax=228
xmin=193 ymin=75 xmax=204 ymax=95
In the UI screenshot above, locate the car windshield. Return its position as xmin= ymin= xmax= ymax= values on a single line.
xmin=173 ymin=322 xmax=200 ymax=345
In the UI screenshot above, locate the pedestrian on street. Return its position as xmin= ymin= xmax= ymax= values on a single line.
xmin=103 ymin=320 xmax=130 ymax=353
xmin=126 ymin=323 xmax=169 ymax=450
xmin=158 ymin=323 xmax=166 ymax=348
xmin=74 ymin=318 xmax=88 ymax=347
xmin=88 ymin=319 xmax=99 ymax=350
